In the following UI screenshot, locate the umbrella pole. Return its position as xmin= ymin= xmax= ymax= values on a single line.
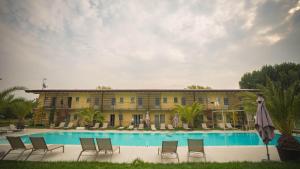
xmin=265 ymin=143 xmax=270 ymax=160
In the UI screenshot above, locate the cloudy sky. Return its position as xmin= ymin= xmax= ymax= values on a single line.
xmin=0 ymin=0 xmax=300 ymax=97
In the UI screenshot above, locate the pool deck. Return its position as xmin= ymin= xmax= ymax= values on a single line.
xmin=0 ymin=129 xmax=280 ymax=163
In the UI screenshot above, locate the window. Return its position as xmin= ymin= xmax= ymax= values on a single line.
xmin=224 ymin=97 xmax=229 ymax=106
xmin=163 ymin=97 xmax=167 ymax=103
xmin=95 ymin=97 xmax=100 ymax=105
xmin=198 ymin=97 xmax=203 ymax=104
xmin=155 ymin=97 xmax=160 ymax=106
xmin=181 ymin=97 xmax=186 ymax=105
xmin=51 ymin=97 xmax=56 ymax=107
xmin=131 ymin=97 xmax=135 ymax=103
xmin=174 ymin=97 xmax=178 ymax=103
xmin=111 ymin=98 xmax=116 ymax=105
xmin=76 ymin=97 xmax=80 ymax=102
xmin=120 ymin=97 xmax=124 ymax=104
xmin=119 ymin=113 xmax=123 ymax=121
xmin=60 ymin=99 xmax=64 ymax=105
xmin=86 ymin=98 xmax=91 ymax=103
xmin=67 ymin=97 xmax=72 ymax=108
xmin=138 ymin=97 xmax=143 ymax=106
xmin=73 ymin=114 xmax=78 ymax=120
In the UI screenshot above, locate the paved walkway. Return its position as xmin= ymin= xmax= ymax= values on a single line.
xmin=0 ymin=129 xmax=280 ymax=163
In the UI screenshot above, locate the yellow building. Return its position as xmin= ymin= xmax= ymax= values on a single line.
xmin=26 ymin=89 xmax=258 ymax=128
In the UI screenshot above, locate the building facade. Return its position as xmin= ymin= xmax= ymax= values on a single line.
xmin=26 ymin=89 xmax=258 ymax=128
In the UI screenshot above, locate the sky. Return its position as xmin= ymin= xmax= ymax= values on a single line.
xmin=0 ymin=0 xmax=300 ymax=98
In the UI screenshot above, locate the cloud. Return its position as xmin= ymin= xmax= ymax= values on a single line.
xmin=0 ymin=0 xmax=300 ymax=99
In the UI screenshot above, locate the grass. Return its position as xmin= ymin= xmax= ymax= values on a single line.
xmin=0 ymin=161 xmax=300 ymax=169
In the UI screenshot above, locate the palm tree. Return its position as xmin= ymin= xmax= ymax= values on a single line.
xmin=77 ymin=108 xmax=103 ymax=127
xmin=261 ymin=78 xmax=300 ymax=149
xmin=237 ymin=92 xmax=257 ymax=128
xmin=173 ymin=103 xmax=203 ymax=128
xmin=12 ymin=99 xmax=33 ymax=127
xmin=0 ymin=86 xmax=27 ymax=118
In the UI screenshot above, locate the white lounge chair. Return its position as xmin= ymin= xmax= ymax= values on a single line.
xmin=160 ymin=123 xmax=166 ymax=130
xmin=226 ymin=123 xmax=237 ymax=129
xmin=127 ymin=125 xmax=134 ymax=130
xmin=54 ymin=122 xmax=65 ymax=129
xmin=100 ymin=123 xmax=108 ymax=129
xmin=218 ymin=123 xmax=226 ymax=129
xmin=183 ymin=123 xmax=191 ymax=130
xmin=138 ymin=123 xmax=144 ymax=130
xmin=151 ymin=124 xmax=157 ymax=131
xmin=201 ymin=123 xmax=211 ymax=130
xmin=91 ymin=123 xmax=100 ymax=129
xmin=167 ymin=124 xmax=174 ymax=130
xmin=64 ymin=122 xmax=74 ymax=129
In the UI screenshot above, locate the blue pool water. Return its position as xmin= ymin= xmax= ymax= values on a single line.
xmin=0 ymin=132 xmax=299 ymax=146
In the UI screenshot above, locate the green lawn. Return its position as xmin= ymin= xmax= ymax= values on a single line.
xmin=0 ymin=161 xmax=299 ymax=169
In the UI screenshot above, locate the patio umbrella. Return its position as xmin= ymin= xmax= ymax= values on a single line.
xmin=173 ymin=113 xmax=179 ymax=128
xmin=145 ymin=111 xmax=150 ymax=128
xmin=255 ymin=96 xmax=275 ymax=160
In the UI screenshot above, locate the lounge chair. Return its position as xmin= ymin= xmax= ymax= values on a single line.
xmin=64 ymin=122 xmax=74 ymax=129
xmin=1 ymin=136 xmax=33 ymax=160
xmin=118 ymin=126 xmax=125 ymax=130
xmin=160 ymin=123 xmax=166 ymax=130
xmin=100 ymin=123 xmax=108 ymax=129
xmin=91 ymin=123 xmax=100 ymax=130
xmin=127 ymin=125 xmax=134 ymax=130
xmin=158 ymin=141 xmax=179 ymax=162
xmin=187 ymin=139 xmax=206 ymax=161
xmin=77 ymin=138 xmax=98 ymax=161
xmin=9 ymin=124 xmax=22 ymax=132
xmin=218 ymin=123 xmax=226 ymax=129
xmin=226 ymin=123 xmax=237 ymax=129
xmin=201 ymin=123 xmax=211 ymax=130
xmin=138 ymin=123 xmax=144 ymax=130
xmin=167 ymin=124 xmax=174 ymax=130
xmin=26 ymin=137 xmax=64 ymax=161
xmin=183 ymin=123 xmax=191 ymax=130
xmin=151 ymin=124 xmax=157 ymax=131
xmin=54 ymin=122 xmax=65 ymax=129
xmin=96 ymin=138 xmax=120 ymax=154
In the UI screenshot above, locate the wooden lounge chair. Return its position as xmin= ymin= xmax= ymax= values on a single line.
xmin=183 ymin=123 xmax=191 ymax=130
xmin=167 ymin=124 xmax=174 ymax=130
xmin=158 ymin=141 xmax=179 ymax=162
xmin=96 ymin=138 xmax=120 ymax=154
xmin=1 ymin=136 xmax=33 ymax=160
xmin=100 ymin=123 xmax=108 ymax=129
xmin=201 ymin=123 xmax=211 ymax=130
xmin=151 ymin=124 xmax=157 ymax=131
xmin=91 ymin=123 xmax=100 ymax=130
xmin=77 ymin=138 xmax=98 ymax=161
xmin=138 ymin=123 xmax=144 ymax=130
xmin=187 ymin=139 xmax=206 ymax=162
xmin=226 ymin=123 xmax=237 ymax=129
xmin=64 ymin=122 xmax=74 ymax=129
xmin=218 ymin=123 xmax=226 ymax=129
xmin=127 ymin=125 xmax=134 ymax=130
xmin=54 ymin=122 xmax=65 ymax=129
xmin=26 ymin=137 xmax=64 ymax=161
xmin=160 ymin=123 xmax=166 ymax=130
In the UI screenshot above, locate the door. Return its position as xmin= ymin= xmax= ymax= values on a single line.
xmin=155 ymin=114 xmax=160 ymax=128
xmin=110 ymin=114 xmax=115 ymax=127
xmin=133 ymin=114 xmax=143 ymax=126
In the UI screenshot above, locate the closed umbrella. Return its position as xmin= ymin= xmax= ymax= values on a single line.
xmin=173 ymin=113 xmax=179 ymax=128
xmin=255 ymin=96 xmax=275 ymax=160
xmin=145 ymin=111 xmax=150 ymax=128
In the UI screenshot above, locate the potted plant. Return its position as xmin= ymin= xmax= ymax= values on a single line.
xmin=262 ymin=79 xmax=300 ymax=161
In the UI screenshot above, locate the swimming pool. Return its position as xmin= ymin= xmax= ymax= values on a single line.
xmin=1 ymin=131 xmax=299 ymax=146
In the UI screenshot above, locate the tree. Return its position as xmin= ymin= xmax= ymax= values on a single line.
xmin=12 ymin=99 xmax=33 ymax=127
xmin=261 ymin=78 xmax=300 ymax=149
xmin=0 ymin=86 xmax=27 ymax=119
xmin=173 ymin=103 xmax=203 ymax=128
xmin=77 ymin=108 xmax=103 ymax=127
xmin=185 ymin=85 xmax=211 ymax=89
xmin=239 ymin=63 xmax=300 ymax=93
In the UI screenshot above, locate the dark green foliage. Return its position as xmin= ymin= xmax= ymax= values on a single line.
xmin=239 ymin=63 xmax=300 ymax=92
xmin=0 ymin=161 xmax=299 ymax=169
